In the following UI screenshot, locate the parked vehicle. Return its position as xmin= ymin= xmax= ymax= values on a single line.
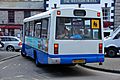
xmin=103 ymin=29 xmax=113 ymax=37
xmin=0 ymin=41 xmax=4 ymax=48
xmin=0 ymin=36 xmax=22 ymax=52
xmin=104 ymin=27 xmax=120 ymax=57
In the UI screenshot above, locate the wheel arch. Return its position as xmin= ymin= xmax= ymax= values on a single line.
xmin=105 ymin=46 xmax=119 ymax=53
xmin=6 ymin=45 xmax=15 ymax=50
xmin=33 ymin=50 xmax=37 ymax=59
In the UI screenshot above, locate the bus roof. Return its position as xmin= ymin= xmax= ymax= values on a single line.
xmin=23 ymin=10 xmax=52 ymax=22
xmin=23 ymin=8 xmax=101 ymax=22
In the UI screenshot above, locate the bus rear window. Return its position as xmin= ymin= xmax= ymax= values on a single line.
xmin=56 ymin=17 xmax=101 ymax=40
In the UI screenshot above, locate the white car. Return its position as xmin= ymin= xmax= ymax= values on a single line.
xmin=0 ymin=36 xmax=22 ymax=52
xmin=104 ymin=27 xmax=120 ymax=57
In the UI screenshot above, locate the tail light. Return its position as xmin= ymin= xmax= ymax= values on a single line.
xmin=18 ymin=42 xmax=22 ymax=46
xmin=97 ymin=12 xmax=100 ymax=17
xmin=57 ymin=10 xmax=61 ymax=15
xmin=99 ymin=43 xmax=102 ymax=53
xmin=54 ymin=43 xmax=59 ymax=54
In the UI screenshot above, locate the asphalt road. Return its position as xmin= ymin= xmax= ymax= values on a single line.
xmin=0 ymin=56 xmax=120 ymax=80
xmin=0 ymin=51 xmax=20 ymax=61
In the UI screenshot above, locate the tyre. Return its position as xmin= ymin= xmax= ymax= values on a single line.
xmin=6 ymin=46 xmax=15 ymax=52
xmin=21 ymin=51 xmax=26 ymax=57
xmin=15 ymin=49 xmax=20 ymax=52
xmin=106 ymin=48 xmax=117 ymax=57
xmin=34 ymin=53 xmax=40 ymax=67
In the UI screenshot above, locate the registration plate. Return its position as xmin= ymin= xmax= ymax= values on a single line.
xmin=72 ymin=59 xmax=85 ymax=64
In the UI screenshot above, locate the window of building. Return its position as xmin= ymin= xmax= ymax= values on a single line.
xmin=24 ymin=11 xmax=31 ymax=18
xmin=8 ymin=11 xmax=14 ymax=23
xmin=111 ymin=10 xmax=114 ymax=13
xmin=8 ymin=29 xmax=14 ymax=36
xmin=111 ymin=16 xmax=114 ymax=19
xmin=102 ymin=7 xmax=110 ymax=21
xmin=111 ymin=3 xmax=114 ymax=7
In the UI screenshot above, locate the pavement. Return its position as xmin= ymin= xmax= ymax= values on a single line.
xmin=82 ymin=56 xmax=120 ymax=74
xmin=0 ymin=50 xmax=120 ymax=74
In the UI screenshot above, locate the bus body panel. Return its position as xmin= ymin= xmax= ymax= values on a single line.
xmin=50 ymin=40 xmax=102 ymax=55
xmin=56 ymin=9 xmax=100 ymax=18
xmin=22 ymin=43 xmax=104 ymax=64
xmin=22 ymin=36 xmax=104 ymax=64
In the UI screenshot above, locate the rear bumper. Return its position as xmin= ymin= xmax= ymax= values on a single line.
xmin=48 ymin=54 xmax=104 ymax=64
xmin=14 ymin=45 xmax=22 ymax=50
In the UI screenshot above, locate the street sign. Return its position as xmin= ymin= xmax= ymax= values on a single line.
xmin=92 ymin=20 xmax=100 ymax=29
xmin=61 ymin=0 xmax=100 ymax=4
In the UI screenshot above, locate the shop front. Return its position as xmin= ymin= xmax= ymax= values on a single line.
xmin=0 ymin=24 xmax=22 ymax=38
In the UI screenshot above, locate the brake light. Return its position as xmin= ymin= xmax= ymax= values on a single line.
xmin=18 ymin=42 xmax=22 ymax=46
xmin=97 ymin=12 xmax=100 ymax=17
xmin=57 ymin=10 xmax=61 ymax=15
xmin=54 ymin=44 xmax=59 ymax=54
xmin=99 ymin=43 xmax=102 ymax=53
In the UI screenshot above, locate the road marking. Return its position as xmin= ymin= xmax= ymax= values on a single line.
xmin=0 ymin=55 xmax=20 ymax=63
xmin=32 ymin=78 xmax=39 ymax=80
xmin=0 ymin=61 xmax=4 ymax=64
xmin=2 ymin=66 xmax=8 ymax=70
xmin=18 ymin=64 xmax=21 ymax=66
xmin=15 ymin=75 xmax=24 ymax=78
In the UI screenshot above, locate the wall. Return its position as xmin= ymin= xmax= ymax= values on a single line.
xmin=114 ymin=0 xmax=120 ymax=28
xmin=0 ymin=11 xmax=8 ymax=24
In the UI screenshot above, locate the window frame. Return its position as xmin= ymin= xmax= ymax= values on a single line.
xmin=34 ymin=20 xmax=42 ymax=38
xmin=41 ymin=18 xmax=49 ymax=38
xmin=102 ymin=7 xmax=110 ymax=21
xmin=25 ymin=22 xmax=30 ymax=36
xmin=28 ymin=17 xmax=49 ymax=39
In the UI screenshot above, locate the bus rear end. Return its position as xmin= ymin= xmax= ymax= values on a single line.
xmin=48 ymin=9 xmax=104 ymax=65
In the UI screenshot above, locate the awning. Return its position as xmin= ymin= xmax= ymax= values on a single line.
xmin=0 ymin=25 xmax=22 ymax=29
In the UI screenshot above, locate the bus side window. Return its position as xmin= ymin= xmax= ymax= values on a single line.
xmin=25 ymin=22 xmax=30 ymax=36
xmin=35 ymin=21 xmax=41 ymax=38
xmin=41 ymin=19 xmax=48 ymax=38
xmin=29 ymin=21 xmax=34 ymax=37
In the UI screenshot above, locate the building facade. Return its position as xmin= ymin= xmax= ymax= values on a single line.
xmin=45 ymin=0 xmax=115 ymax=29
xmin=114 ymin=0 xmax=120 ymax=28
xmin=0 ymin=0 xmax=44 ymax=37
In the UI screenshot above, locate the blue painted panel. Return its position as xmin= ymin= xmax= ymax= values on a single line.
xmin=36 ymin=50 xmax=48 ymax=64
xmin=49 ymin=54 xmax=104 ymax=64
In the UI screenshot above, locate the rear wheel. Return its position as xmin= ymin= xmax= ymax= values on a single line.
xmin=34 ymin=52 xmax=40 ymax=67
xmin=106 ymin=48 xmax=117 ymax=57
xmin=21 ymin=51 xmax=26 ymax=57
xmin=6 ymin=46 xmax=15 ymax=52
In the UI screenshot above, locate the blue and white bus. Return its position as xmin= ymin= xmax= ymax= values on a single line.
xmin=21 ymin=8 xmax=104 ymax=66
